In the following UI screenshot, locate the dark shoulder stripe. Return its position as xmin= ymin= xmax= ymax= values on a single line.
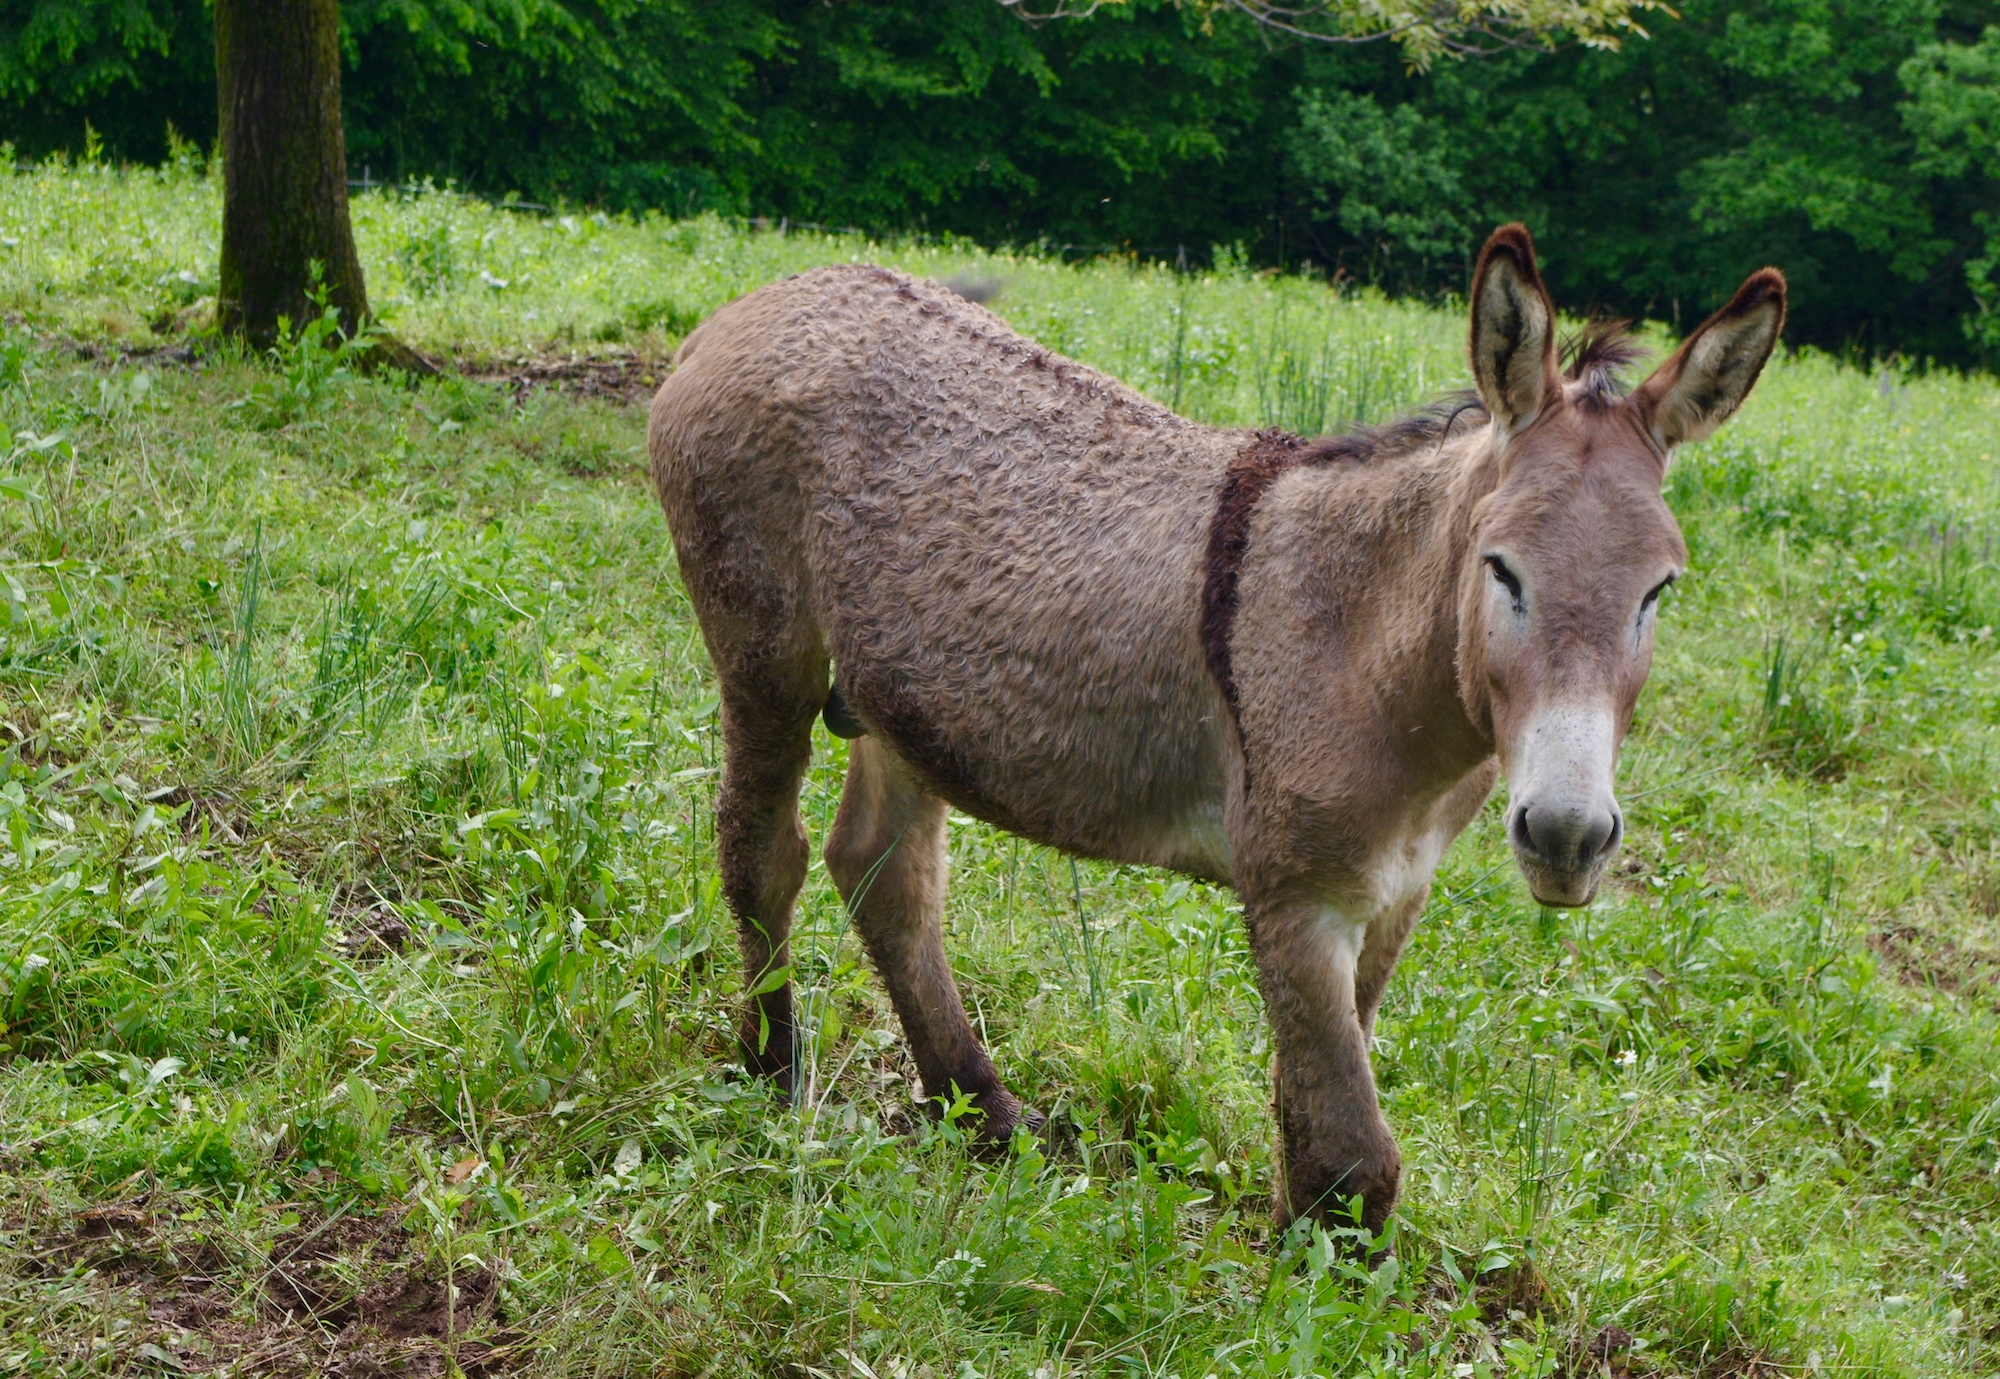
xmin=1200 ymin=397 xmax=1486 ymax=724
xmin=1201 ymin=428 xmax=1307 ymax=716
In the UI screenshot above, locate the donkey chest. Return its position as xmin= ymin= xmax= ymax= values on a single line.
xmin=1315 ymin=764 xmax=1499 ymax=927
xmin=1361 ymin=822 xmax=1456 ymax=918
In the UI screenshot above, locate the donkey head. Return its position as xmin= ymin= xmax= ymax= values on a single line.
xmin=1457 ymin=224 xmax=1785 ymax=906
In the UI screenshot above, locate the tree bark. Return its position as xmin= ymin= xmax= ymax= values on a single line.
xmin=214 ymin=0 xmax=369 ymax=349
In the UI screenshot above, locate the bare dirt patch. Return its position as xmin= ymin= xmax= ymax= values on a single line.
xmin=22 ymin=1199 xmax=525 ymax=1377
xmin=1870 ymin=921 xmax=2000 ymax=1008
xmin=259 ymin=1210 xmax=526 ymax=1378
xmin=327 ymin=885 xmax=417 ymax=960
xmin=455 ymin=350 xmax=670 ymax=405
xmin=62 ymin=339 xmax=201 ymax=369
xmin=52 ymin=330 xmax=667 ymax=406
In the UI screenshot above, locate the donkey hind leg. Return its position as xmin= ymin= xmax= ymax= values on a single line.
xmin=825 ymin=736 xmax=1034 ymax=1143
xmin=714 ymin=670 xmax=823 ymax=1098
xmin=1255 ymin=902 xmax=1401 ymax=1236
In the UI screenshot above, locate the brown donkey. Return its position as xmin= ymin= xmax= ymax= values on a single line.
xmin=648 ymin=225 xmax=1785 ymax=1233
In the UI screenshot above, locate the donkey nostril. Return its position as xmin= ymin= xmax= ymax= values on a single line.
xmin=1507 ymin=805 xmax=1535 ymax=853
xmin=1523 ymin=806 xmax=1570 ymax=862
xmin=1602 ymin=809 xmax=1624 ymax=857
xmin=1574 ymin=809 xmax=1617 ymax=866
xmin=1518 ymin=804 xmax=1620 ymax=871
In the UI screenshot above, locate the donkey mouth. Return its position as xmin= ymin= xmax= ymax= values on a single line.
xmin=1514 ymin=855 xmax=1607 ymax=908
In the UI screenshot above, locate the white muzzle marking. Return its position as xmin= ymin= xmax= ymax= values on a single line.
xmin=1505 ymin=704 xmax=1623 ymax=903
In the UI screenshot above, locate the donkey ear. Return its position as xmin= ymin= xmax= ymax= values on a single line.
xmin=1469 ymin=224 xmax=1560 ymax=440
xmin=1633 ymin=268 xmax=1787 ymax=451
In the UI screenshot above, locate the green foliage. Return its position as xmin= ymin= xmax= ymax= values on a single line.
xmin=1905 ymin=25 xmax=2000 ymax=359
xmin=1191 ymin=0 xmax=1664 ymax=68
xmin=238 ymin=271 xmax=384 ymax=430
xmin=0 ymin=0 xmax=208 ymax=160
xmin=19 ymin=0 xmax=2000 ymax=361
xmin=0 ymin=0 xmax=179 ymax=104
xmin=2 ymin=167 xmax=2000 ymax=1376
xmin=1287 ymin=89 xmax=1471 ymax=287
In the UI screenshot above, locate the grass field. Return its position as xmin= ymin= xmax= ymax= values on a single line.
xmin=1 ymin=156 xmax=1999 ymax=1378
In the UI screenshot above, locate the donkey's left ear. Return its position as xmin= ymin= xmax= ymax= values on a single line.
xmin=1633 ymin=268 xmax=1787 ymax=451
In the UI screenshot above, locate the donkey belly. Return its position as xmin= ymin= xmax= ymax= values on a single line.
xmin=807 ymin=450 xmax=1237 ymax=882
xmin=836 ymin=627 xmax=1236 ymax=883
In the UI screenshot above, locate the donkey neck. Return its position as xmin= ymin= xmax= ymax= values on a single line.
xmin=1229 ymin=419 xmax=1502 ymax=799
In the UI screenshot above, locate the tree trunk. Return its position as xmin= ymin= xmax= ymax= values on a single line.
xmin=214 ymin=0 xmax=369 ymax=348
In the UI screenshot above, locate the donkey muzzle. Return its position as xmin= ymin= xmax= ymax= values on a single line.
xmin=1508 ymin=800 xmax=1622 ymax=906
xmin=1503 ymin=705 xmax=1623 ymax=907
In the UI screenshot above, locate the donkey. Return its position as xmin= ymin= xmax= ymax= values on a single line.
xmin=648 ymin=225 xmax=1785 ymax=1233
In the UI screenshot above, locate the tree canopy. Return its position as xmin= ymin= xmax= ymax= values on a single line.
xmin=1014 ymin=0 xmax=1666 ymax=67
xmin=10 ymin=0 xmax=2000 ymax=365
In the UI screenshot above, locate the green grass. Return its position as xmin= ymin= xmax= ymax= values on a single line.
xmin=1 ymin=157 xmax=1998 ymax=1378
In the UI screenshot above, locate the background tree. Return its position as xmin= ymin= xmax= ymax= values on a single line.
xmin=13 ymin=0 xmax=2000 ymax=365
xmin=0 ymin=0 xmax=209 ymax=157
xmin=1011 ymin=0 xmax=1665 ymax=68
xmin=213 ymin=0 xmax=369 ymax=348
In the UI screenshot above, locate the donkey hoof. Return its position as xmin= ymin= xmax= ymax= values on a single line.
xmin=736 ymin=1035 xmax=798 ymax=1102
xmin=960 ymin=1089 xmax=1039 ymax=1155
xmin=976 ymin=1102 xmax=1046 ymax=1155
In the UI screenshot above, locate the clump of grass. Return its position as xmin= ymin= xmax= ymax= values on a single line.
xmin=1757 ymin=634 xmax=1862 ymax=779
xmin=235 ymin=273 xmax=384 ymax=430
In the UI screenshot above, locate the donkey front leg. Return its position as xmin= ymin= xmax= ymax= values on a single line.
xmin=1354 ymin=891 xmax=1425 ymax=1044
xmin=1251 ymin=898 xmax=1402 ymax=1235
xmin=825 ymin=737 xmax=1031 ymax=1141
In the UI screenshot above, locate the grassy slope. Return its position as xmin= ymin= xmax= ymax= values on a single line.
xmin=0 ymin=160 xmax=1996 ymax=1378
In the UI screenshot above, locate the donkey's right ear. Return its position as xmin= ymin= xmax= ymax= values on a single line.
xmin=1633 ymin=268 xmax=1787 ymax=452
xmin=1469 ymin=224 xmax=1560 ymax=443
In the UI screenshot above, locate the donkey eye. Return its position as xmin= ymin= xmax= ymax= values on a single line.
xmin=1484 ymin=555 xmax=1523 ymax=606
xmin=1640 ymin=573 xmax=1676 ymax=621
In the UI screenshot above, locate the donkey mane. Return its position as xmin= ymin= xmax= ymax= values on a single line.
xmin=1561 ymin=319 xmax=1646 ymax=406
